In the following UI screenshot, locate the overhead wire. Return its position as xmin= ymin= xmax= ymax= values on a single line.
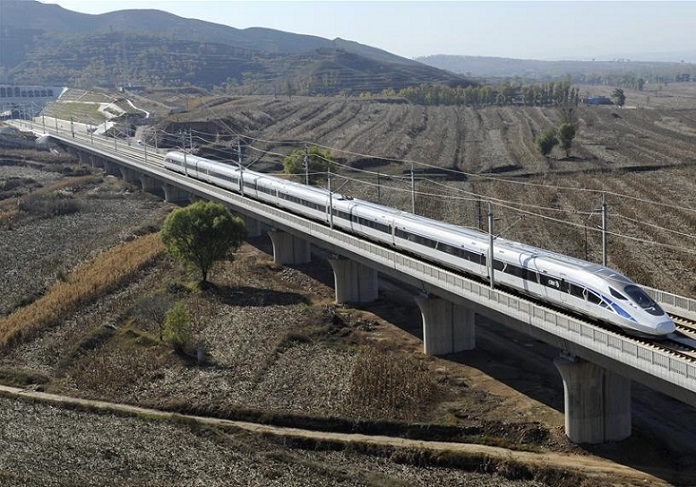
xmin=167 ymin=97 xmax=696 ymax=255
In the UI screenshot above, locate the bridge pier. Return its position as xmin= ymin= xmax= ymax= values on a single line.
xmin=162 ymin=184 xmax=190 ymax=203
xmin=268 ymin=229 xmax=311 ymax=265
xmin=554 ymin=354 xmax=632 ymax=444
xmin=327 ymin=255 xmax=378 ymax=304
xmin=415 ymin=294 xmax=476 ymax=355
xmin=77 ymin=151 xmax=91 ymax=166
xmin=103 ymin=161 xmax=120 ymax=176
xmin=90 ymin=155 xmax=105 ymax=169
xmin=139 ymin=175 xmax=158 ymax=192
xmin=119 ymin=166 xmax=141 ymax=185
xmin=241 ymin=214 xmax=264 ymax=238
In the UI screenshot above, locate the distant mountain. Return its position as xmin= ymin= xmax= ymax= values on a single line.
xmin=417 ymin=54 xmax=696 ymax=84
xmin=0 ymin=0 xmax=467 ymax=93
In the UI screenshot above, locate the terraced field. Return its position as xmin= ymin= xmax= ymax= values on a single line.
xmin=155 ymin=83 xmax=696 ymax=299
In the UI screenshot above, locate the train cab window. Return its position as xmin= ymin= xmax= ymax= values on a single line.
xmin=624 ymin=285 xmax=665 ymax=316
xmin=609 ymin=287 xmax=628 ymax=300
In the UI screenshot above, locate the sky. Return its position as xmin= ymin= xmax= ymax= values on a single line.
xmin=41 ymin=1 xmax=696 ymax=62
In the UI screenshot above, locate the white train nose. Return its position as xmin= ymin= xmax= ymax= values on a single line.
xmin=655 ymin=320 xmax=676 ymax=335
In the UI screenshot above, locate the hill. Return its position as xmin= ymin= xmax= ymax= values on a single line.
xmin=0 ymin=0 xmax=467 ymax=93
xmin=417 ymin=54 xmax=696 ymax=84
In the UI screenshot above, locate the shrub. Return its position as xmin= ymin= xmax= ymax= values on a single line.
xmin=162 ymin=301 xmax=192 ymax=352
xmin=18 ymin=193 xmax=80 ymax=217
xmin=535 ymin=127 xmax=558 ymax=157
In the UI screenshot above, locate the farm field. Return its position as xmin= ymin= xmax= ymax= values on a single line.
xmin=161 ymin=82 xmax=696 ymax=299
xmin=3 ymin=82 xmax=696 ymax=486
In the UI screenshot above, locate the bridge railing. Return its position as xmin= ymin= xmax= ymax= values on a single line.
xmin=24 ymin=132 xmax=696 ymax=397
xmin=645 ymin=286 xmax=696 ymax=320
xmin=211 ymin=189 xmax=696 ymax=390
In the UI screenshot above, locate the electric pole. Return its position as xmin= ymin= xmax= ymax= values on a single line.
xmin=410 ymin=162 xmax=416 ymax=213
xmin=328 ymin=169 xmax=334 ymax=229
xmin=488 ymin=201 xmax=495 ymax=289
xmin=601 ymin=192 xmax=608 ymax=267
xmin=238 ymin=139 xmax=244 ymax=196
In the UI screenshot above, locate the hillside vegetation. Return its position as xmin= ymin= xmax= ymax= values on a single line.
xmin=0 ymin=1 xmax=465 ymax=93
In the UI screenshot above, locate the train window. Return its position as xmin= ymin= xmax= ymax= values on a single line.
xmin=440 ymin=243 xmax=463 ymax=259
xmin=609 ymin=287 xmax=627 ymax=300
xmin=569 ymin=284 xmax=585 ymax=299
xmin=559 ymin=279 xmax=570 ymax=294
xmin=539 ymin=275 xmax=560 ymax=289
xmin=332 ymin=209 xmax=351 ymax=221
xmin=395 ymin=228 xmax=410 ymax=239
xmin=508 ymin=264 xmax=525 ymax=278
xmin=584 ymin=289 xmax=601 ymax=305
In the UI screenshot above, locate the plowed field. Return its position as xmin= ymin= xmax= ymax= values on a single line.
xmin=166 ymin=83 xmax=696 ymax=298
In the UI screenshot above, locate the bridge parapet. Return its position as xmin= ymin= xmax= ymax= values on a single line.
xmin=646 ymin=286 xmax=696 ymax=320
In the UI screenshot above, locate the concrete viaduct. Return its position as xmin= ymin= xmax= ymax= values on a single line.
xmin=14 ymin=121 xmax=696 ymax=445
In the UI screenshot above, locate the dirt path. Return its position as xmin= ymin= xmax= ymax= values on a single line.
xmin=0 ymin=385 xmax=679 ymax=486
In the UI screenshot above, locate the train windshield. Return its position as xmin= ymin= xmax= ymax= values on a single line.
xmin=624 ymin=285 xmax=665 ymax=316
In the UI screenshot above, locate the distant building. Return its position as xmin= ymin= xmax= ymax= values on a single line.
xmin=0 ymin=85 xmax=64 ymax=117
xmin=582 ymin=96 xmax=613 ymax=106
xmin=118 ymin=85 xmax=146 ymax=93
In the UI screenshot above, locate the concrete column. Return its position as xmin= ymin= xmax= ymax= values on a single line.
xmin=327 ymin=255 xmax=378 ymax=304
xmin=554 ymin=354 xmax=632 ymax=444
xmin=241 ymin=215 xmax=263 ymax=238
xmin=91 ymin=155 xmax=105 ymax=169
xmin=268 ymin=229 xmax=311 ymax=265
xmin=415 ymin=294 xmax=476 ymax=355
xmin=162 ymin=184 xmax=190 ymax=203
xmin=139 ymin=175 xmax=158 ymax=192
xmin=103 ymin=161 xmax=119 ymax=176
xmin=119 ymin=166 xmax=140 ymax=184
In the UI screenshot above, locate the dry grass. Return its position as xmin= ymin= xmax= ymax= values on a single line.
xmin=0 ymin=233 xmax=164 ymax=350
xmin=0 ymin=209 xmax=19 ymax=223
xmin=0 ymin=174 xmax=101 ymax=213
xmin=345 ymin=344 xmax=438 ymax=421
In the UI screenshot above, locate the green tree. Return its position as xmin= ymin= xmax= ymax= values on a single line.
xmin=536 ymin=127 xmax=558 ymax=157
xmin=161 ymin=201 xmax=246 ymax=285
xmin=556 ymin=123 xmax=576 ymax=158
xmin=283 ymin=146 xmax=336 ymax=185
xmin=162 ymin=301 xmax=191 ymax=352
xmin=612 ymin=88 xmax=626 ymax=107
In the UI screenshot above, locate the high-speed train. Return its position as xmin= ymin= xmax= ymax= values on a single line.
xmin=164 ymin=150 xmax=675 ymax=338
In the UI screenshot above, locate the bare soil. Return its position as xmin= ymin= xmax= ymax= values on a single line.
xmin=3 ymin=84 xmax=696 ymax=486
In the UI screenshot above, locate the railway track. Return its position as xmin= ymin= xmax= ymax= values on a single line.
xmin=659 ymin=314 xmax=696 ymax=360
xmin=515 ymin=290 xmax=696 ymax=364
